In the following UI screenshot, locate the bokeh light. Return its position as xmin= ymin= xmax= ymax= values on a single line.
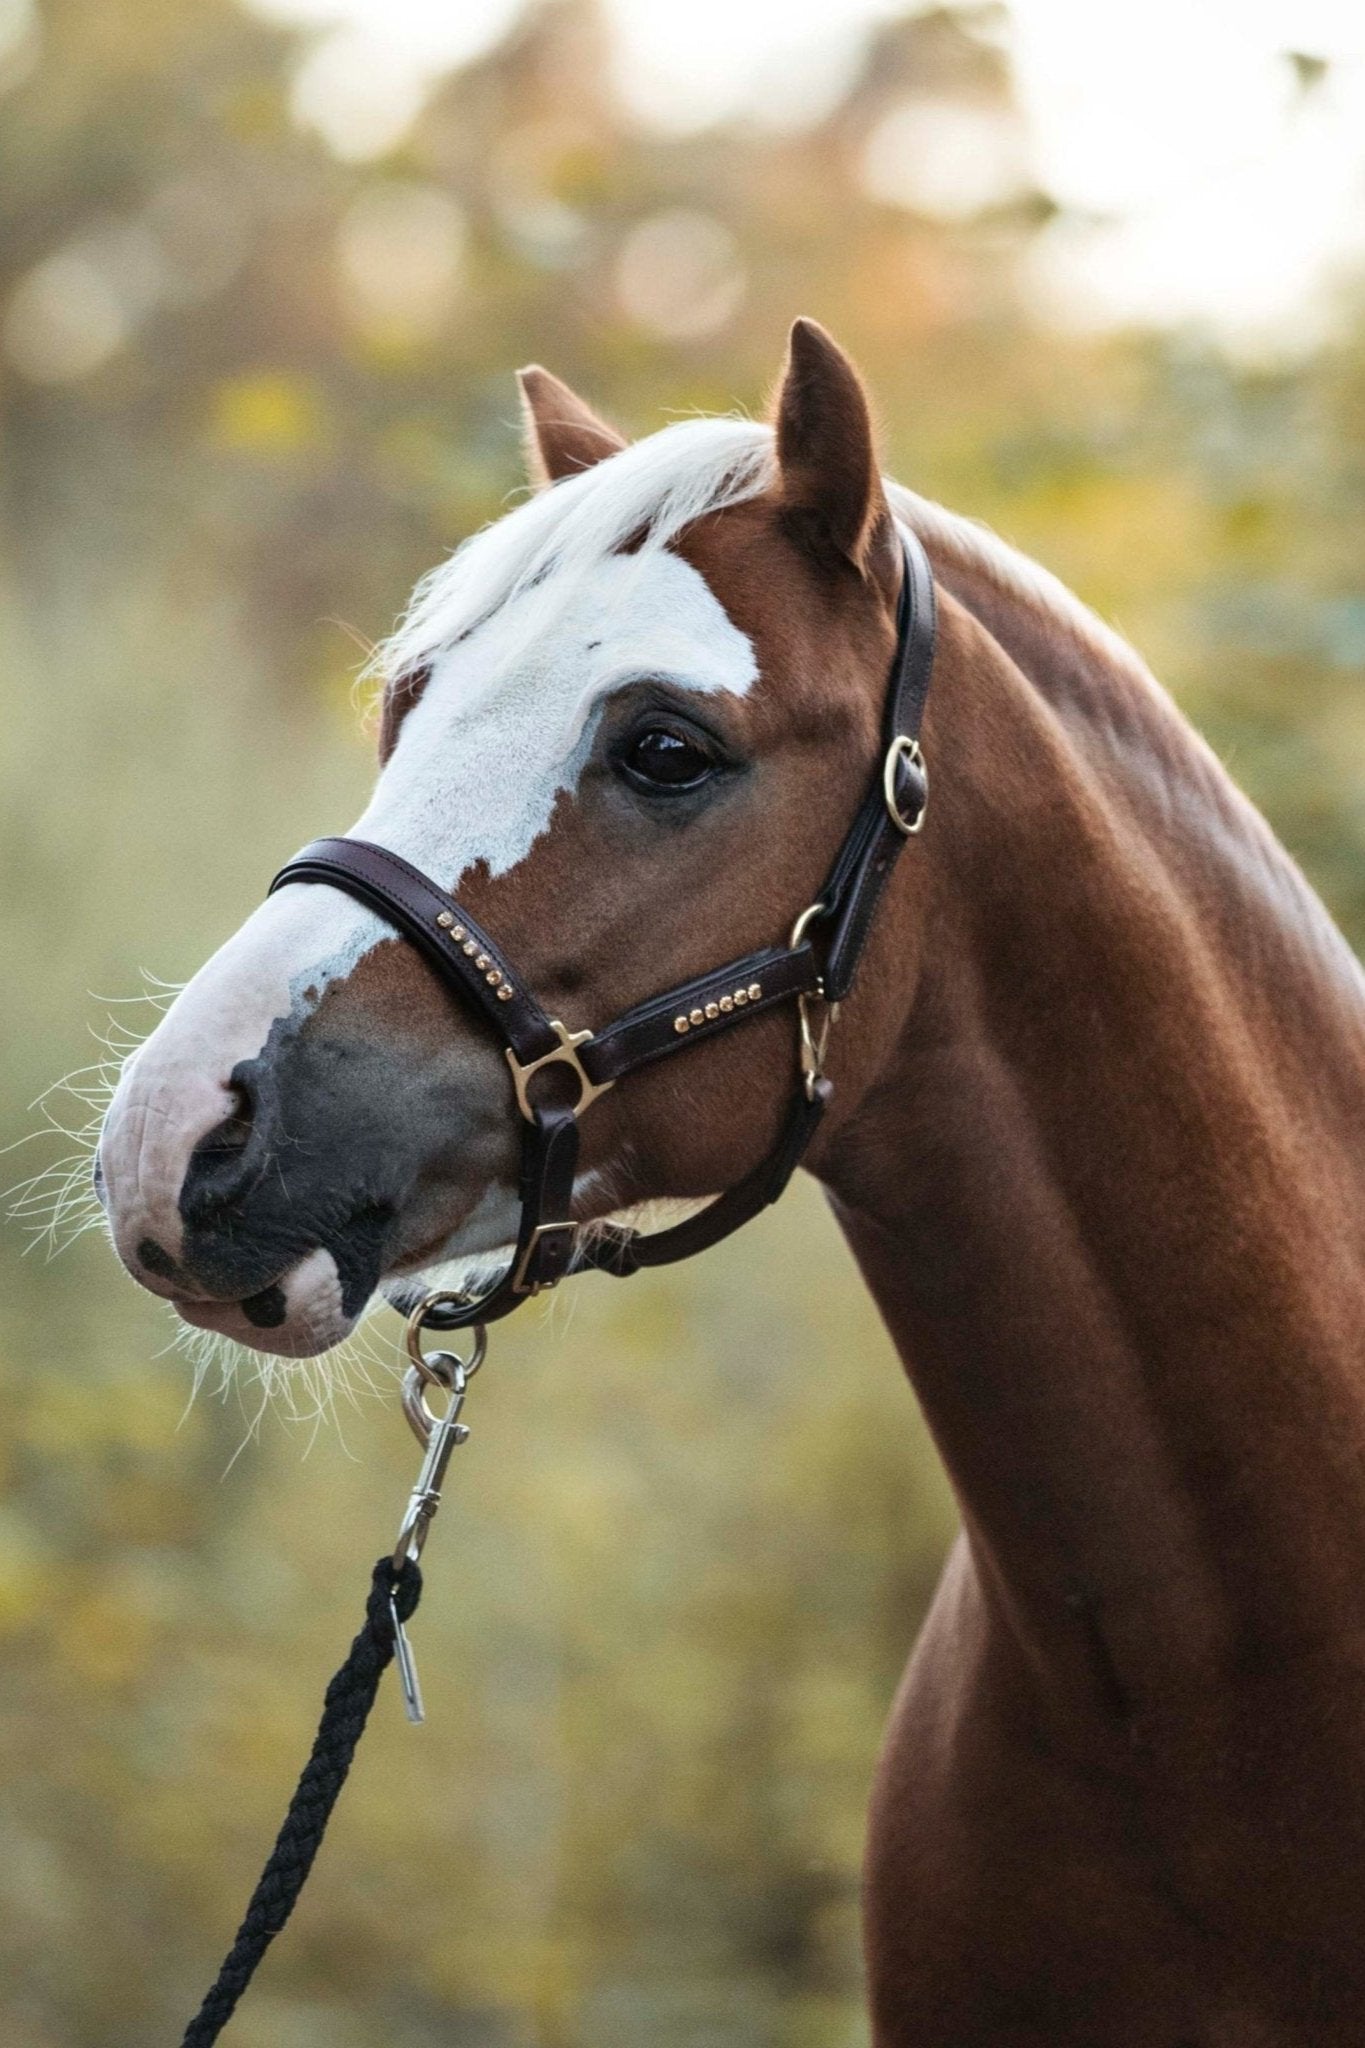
xmin=614 ymin=210 xmax=746 ymax=342
xmin=336 ymin=181 xmax=467 ymax=346
xmin=244 ymin=0 xmax=1365 ymax=350
xmin=862 ymin=97 xmax=1028 ymax=217
xmin=290 ymin=26 xmax=430 ymax=161
xmin=4 ymin=250 xmax=129 ymax=383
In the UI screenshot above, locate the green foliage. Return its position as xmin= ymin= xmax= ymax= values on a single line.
xmin=1 ymin=1 xmax=1362 ymax=2042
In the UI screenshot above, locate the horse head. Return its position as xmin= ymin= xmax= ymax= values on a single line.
xmin=96 ymin=321 xmax=925 ymax=1357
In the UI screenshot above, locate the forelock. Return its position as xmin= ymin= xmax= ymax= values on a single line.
xmin=373 ymin=416 xmax=777 ymax=687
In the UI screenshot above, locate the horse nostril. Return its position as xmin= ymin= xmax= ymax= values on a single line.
xmin=181 ymin=1075 xmax=263 ymax=1221
xmin=138 ymin=1237 xmax=179 ymax=1280
xmin=195 ymin=1081 xmax=255 ymax=1166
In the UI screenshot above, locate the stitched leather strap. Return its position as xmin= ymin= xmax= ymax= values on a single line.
xmin=579 ymin=1079 xmax=831 ymax=1278
xmin=508 ymin=1102 xmax=580 ymax=1295
xmin=816 ymin=526 xmax=935 ymax=1001
xmin=582 ymin=943 xmax=819 ymax=1084
xmin=270 ymin=838 xmax=562 ymax=1063
xmin=270 ymin=845 xmax=822 ymax=1092
xmin=267 ymin=853 xmax=824 ymax=1327
xmin=411 ymin=1083 xmax=831 ymax=1334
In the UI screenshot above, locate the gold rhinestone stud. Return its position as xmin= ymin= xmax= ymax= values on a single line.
xmin=734 ymin=989 xmax=748 ymax=1006
xmin=674 ymin=1016 xmax=689 ymax=1034
xmin=436 ymin=911 xmax=454 ymax=929
xmin=705 ymin=1001 xmax=719 ymax=1020
xmin=497 ymin=986 xmax=513 ymax=1001
xmin=719 ymin=995 xmax=734 ymax=1013
xmin=475 ymin=952 xmax=490 ymax=971
xmin=689 ymin=1008 xmax=704 ymax=1027
xmin=485 ymin=970 xmax=501 ymax=986
xmin=452 ymin=924 xmax=466 ymax=941
xmin=462 ymin=940 xmax=477 ymax=957
xmin=748 ymin=983 xmax=762 ymax=1001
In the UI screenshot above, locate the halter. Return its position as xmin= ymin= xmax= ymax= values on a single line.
xmin=268 ymin=524 xmax=937 ymax=1331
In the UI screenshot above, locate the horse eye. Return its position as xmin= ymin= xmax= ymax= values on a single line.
xmin=620 ymin=726 xmax=716 ymax=792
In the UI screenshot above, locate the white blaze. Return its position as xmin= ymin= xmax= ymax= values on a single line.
xmin=98 ymin=546 xmax=757 ymax=1307
xmin=359 ymin=546 xmax=758 ymax=881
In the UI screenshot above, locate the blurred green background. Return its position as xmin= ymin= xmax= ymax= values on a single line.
xmin=3 ymin=2 xmax=1365 ymax=2043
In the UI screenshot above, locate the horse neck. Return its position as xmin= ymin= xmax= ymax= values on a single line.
xmin=821 ymin=553 xmax=1365 ymax=1722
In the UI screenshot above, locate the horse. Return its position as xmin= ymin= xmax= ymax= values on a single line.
xmin=96 ymin=318 xmax=1365 ymax=2043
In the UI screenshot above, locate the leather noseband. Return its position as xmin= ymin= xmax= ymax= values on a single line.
xmin=269 ymin=525 xmax=936 ymax=1329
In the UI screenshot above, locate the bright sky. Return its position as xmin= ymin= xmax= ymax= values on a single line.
xmin=251 ymin=0 xmax=1365 ymax=353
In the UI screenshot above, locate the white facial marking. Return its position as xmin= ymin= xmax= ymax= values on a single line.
xmin=99 ymin=883 xmax=390 ymax=1267
xmin=98 ymin=545 xmax=756 ymax=1318
xmin=357 ymin=547 xmax=758 ymax=884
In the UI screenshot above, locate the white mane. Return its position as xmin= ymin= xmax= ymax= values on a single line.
xmin=376 ymin=416 xmax=774 ymax=684
xmin=375 ymin=413 xmax=1138 ymax=688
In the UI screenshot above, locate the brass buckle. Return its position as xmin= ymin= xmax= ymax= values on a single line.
xmin=883 ymin=735 xmax=928 ymax=836
xmin=789 ymin=900 xmax=840 ymax=1101
xmin=511 ymin=1220 xmax=578 ymax=1295
xmin=505 ymin=1019 xmax=614 ymax=1123
xmin=797 ymin=994 xmax=838 ymax=1100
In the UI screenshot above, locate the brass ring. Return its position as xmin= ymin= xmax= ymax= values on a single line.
xmin=883 ymin=735 xmax=928 ymax=836
xmin=788 ymin=899 xmax=828 ymax=950
xmin=404 ymin=1292 xmax=487 ymax=1382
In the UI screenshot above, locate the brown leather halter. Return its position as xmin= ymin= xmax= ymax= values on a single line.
xmin=269 ymin=524 xmax=936 ymax=1331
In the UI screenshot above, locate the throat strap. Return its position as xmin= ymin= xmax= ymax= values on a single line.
xmin=818 ymin=522 xmax=935 ymax=998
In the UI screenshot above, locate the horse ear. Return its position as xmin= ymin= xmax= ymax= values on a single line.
xmin=517 ymin=365 xmax=627 ymax=488
xmin=772 ymin=318 xmax=892 ymax=575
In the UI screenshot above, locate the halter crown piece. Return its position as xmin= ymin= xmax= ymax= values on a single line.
xmin=268 ymin=523 xmax=937 ymax=1329
xmin=179 ymin=526 xmax=936 ymax=2046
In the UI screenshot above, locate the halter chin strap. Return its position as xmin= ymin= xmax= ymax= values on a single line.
xmin=269 ymin=524 xmax=937 ymax=1329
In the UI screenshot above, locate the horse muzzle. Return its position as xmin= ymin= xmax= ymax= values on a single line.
xmin=96 ymin=993 xmax=517 ymax=1357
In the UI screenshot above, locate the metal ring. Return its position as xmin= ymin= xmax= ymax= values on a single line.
xmin=883 ymin=735 xmax=928 ymax=836
xmin=504 ymin=1018 xmax=614 ymax=1124
xmin=400 ymin=1359 xmax=465 ymax=1450
xmin=405 ymin=1292 xmax=487 ymax=1382
xmin=788 ymin=899 xmax=828 ymax=951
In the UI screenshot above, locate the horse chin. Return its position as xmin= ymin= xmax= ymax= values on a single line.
xmin=379 ymin=1192 xmax=722 ymax=1323
xmin=379 ymin=1243 xmax=517 ymax=1322
xmin=374 ymin=1179 xmax=527 ymax=1318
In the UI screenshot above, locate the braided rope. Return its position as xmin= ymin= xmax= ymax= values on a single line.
xmin=180 ymin=1555 xmax=423 ymax=2047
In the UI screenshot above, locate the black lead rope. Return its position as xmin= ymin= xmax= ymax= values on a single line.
xmin=178 ymin=1304 xmax=475 ymax=2044
xmin=180 ymin=1555 xmax=422 ymax=2047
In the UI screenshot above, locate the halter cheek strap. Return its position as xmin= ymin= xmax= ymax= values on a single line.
xmin=268 ymin=524 xmax=937 ymax=1329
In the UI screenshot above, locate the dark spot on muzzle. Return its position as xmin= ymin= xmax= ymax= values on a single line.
xmin=138 ymin=1237 xmax=179 ymax=1280
xmin=241 ymin=1284 xmax=288 ymax=1329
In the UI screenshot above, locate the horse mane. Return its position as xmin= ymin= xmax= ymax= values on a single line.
xmin=372 ymin=415 xmax=1142 ymax=697
xmin=372 ymin=408 xmax=1365 ymax=1012
xmin=881 ymin=478 xmax=1154 ymax=694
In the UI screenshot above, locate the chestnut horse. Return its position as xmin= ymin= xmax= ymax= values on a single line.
xmin=97 ymin=321 xmax=1365 ymax=2042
